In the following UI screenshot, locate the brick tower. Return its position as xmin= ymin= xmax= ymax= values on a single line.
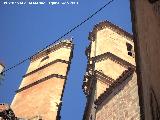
xmin=11 ymin=40 xmax=73 ymax=120
xmin=82 ymin=21 xmax=141 ymax=120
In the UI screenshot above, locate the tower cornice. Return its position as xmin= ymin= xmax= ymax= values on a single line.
xmin=88 ymin=20 xmax=133 ymax=42
xmin=30 ymin=40 xmax=73 ymax=62
xmin=23 ymin=59 xmax=70 ymax=78
xmin=82 ymin=52 xmax=135 ymax=96
xmin=95 ymin=67 xmax=135 ymax=106
xmin=16 ymin=73 xmax=67 ymax=93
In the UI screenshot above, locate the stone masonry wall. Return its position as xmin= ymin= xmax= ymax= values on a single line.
xmin=96 ymin=73 xmax=141 ymax=120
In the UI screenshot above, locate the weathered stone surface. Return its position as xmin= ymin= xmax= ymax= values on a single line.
xmin=130 ymin=0 xmax=160 ymax=119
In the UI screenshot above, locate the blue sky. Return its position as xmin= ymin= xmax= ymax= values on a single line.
xmin=0 ymin=0 xmax=132 ymax=119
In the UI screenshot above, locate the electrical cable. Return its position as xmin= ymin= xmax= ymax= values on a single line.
xmin=2 ymin=0 xmax=115 ymax=74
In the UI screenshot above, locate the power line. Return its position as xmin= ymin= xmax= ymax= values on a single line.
xmin=2 ymin=0 xmax=115 ymax=74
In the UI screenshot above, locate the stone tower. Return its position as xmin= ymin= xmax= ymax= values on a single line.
xmin=82 ymin=21 xmax=141 ymax=120
xmin=11 ymin=40 xmax=73 ymax=120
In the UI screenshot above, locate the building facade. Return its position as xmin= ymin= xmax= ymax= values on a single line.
xmin=82 ymin=21 xmax=141 ymax=120
xmin=130 ymin=0 xmax=160 ymax=120
xmin=11 ymin=40 xmax=73 ymax=120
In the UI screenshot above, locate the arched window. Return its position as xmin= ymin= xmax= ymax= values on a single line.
xmin=126 ymin=42 xmax=135 ymax=57
xmin=41 ymin=56 xmax=49 ymax=62
xmin=39 ymin=56 xmax=49 ymax=67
